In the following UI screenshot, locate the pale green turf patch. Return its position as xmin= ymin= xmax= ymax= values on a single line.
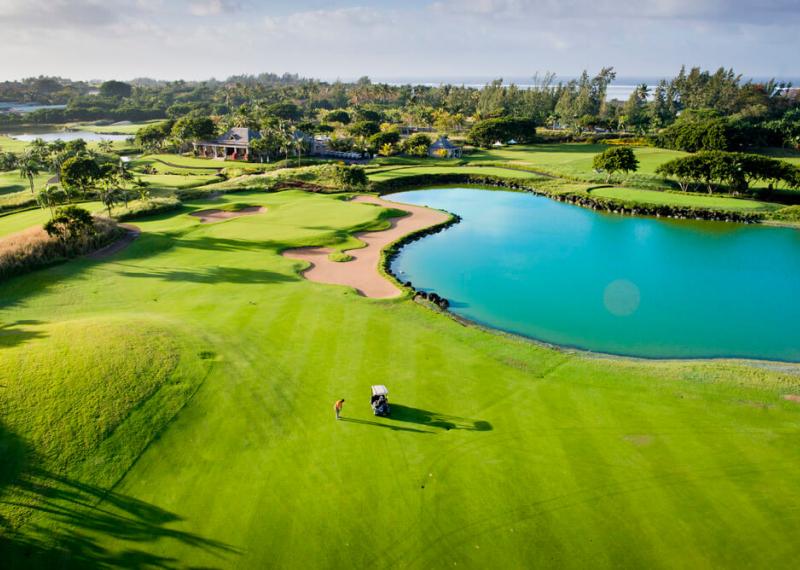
xmin=368 ymin=165 xmax=549 ymax=182
xmin=71 ymin=121 xmax=158 ymax=135
xmin=0 ymin=135 xmax=31 ymax=153
xmin=589 ymin=186 xmax=781 ymax=212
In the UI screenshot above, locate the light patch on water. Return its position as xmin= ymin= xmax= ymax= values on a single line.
xmin=603 ymin=279 xmax=641 ymax=317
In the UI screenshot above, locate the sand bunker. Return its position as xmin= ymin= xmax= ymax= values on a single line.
xmin=784 ymin=394 xmax=800 ymax=404
xmin=190 ymin=206 xmax=266 ymax=223
xmin=283 ymin=195 xmax=449 ymax=298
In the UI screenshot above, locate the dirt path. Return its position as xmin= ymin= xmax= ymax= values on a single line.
xmin=87 ymin=224 xmax=140 ymax=260
xmin=190 ymin=206 xmax=266 ymax=223
xmin=282 ymin=195 xmax=450 ymax=298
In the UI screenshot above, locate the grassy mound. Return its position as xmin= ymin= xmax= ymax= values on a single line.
xmin=0 ymin=316 xmax=211 ymax=533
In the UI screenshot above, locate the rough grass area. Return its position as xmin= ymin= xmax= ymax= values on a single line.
xmin=0 ymin=215 xmax=123 ymax=278
xmin=0 ymin=189 xmax=798 ymax=568
xmin=767 ymin=205 xmax=800 ymax=223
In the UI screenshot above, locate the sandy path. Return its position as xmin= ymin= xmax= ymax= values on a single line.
xmin=87 ymin=224 xmax=140 ymax=260
xmin=190 ymin=206 xmax=266 ymax=223
xmin=282 ymin=195 xmax=450 ymax=298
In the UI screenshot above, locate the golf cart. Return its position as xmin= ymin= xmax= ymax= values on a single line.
xmin=370 ymin=385 xmax=390 ymax=417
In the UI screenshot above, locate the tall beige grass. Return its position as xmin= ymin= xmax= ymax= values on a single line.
xmin=0 ymin=216 xmax=123 ymax=279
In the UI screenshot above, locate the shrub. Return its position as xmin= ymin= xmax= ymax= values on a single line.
xmin=592 ymin=147 xmax=639 ymax=182
xmin=467 ymin=117 xmax=537 ymax=148
xmin=656 ymin=151 xmax=799 ymax=194
xmin=329 ymin=164 xmax=367 ymax=190
xmin=1 ymin=214 xmax=123 ymax=279
xmin=768 ymin=206 xmax=800 ymax=223
xmin=403 ymin=133 xmax=433 ymax=157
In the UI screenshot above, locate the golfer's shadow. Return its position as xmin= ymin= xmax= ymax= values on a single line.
xmin=342 ymin=405 xmax=492 ymax=433
xmin=340 ymin=418 xmax=434 ymax=434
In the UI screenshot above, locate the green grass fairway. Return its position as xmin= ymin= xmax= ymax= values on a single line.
xmin=589 ymin=187 xmax=781 ymax=212
xmin=1 ymin=189 xmax=799 ymax=568
xmin=0 ymin=135 xmax=31 ymax=153
xmin=137 ymin=173 xmax=221 ymax=189
xmin=465 ymin=143 xmax=688 ymax=177
xmin=368 ymin=165 xmax=552 ymax=182
xmin=72 ymin=121 xmax=157 ymax=135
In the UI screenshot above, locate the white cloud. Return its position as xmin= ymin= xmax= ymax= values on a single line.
xmin=189 ymin=0 xmax=244 ymax=17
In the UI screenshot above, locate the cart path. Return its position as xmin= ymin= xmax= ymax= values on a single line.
xmin=87 ymin=224 xmax=140 ymax=260
xmin=282 ymin=195 xmax=449 ymax=298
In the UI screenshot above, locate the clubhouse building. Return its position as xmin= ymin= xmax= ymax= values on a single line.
xmin=193 ymin=127 xmax=261 ymax=161
xmin=428 ymin=136 xmax=462 ymax=158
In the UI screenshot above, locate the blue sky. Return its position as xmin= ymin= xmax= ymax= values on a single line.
xmin=0 ymin=0 xmax=798 ymax=81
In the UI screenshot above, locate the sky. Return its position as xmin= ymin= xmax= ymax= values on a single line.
xmin=0 ymin=0 xmax=798 ymax=82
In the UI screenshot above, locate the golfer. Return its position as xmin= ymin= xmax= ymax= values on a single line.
xmin=334 ymin=398 xmax=345 ymax=420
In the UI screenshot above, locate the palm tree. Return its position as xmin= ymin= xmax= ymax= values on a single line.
xmin=37 ymin=184 xmax=64 ymax=218
xmin=18 ymin=152 xmax=41 ymax=194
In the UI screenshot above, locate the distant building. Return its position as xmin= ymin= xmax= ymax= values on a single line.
xmin=428 ymin=136 xmax=462 ymax=159
xmin=193 ymin=127 xmax=261 ymax=161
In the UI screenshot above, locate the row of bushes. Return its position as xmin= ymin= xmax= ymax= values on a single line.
xmin=114 ymin=197 xmax=182 ymax=221
xmin=0 ymin=213 xmax=123 ymax=279
xmin=369 ymin=173 xmax=765 ymax=223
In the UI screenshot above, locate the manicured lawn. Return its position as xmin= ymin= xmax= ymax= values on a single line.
xmin=368 ymin=165 xmax=551 ymax=182
xmin=0 ymin=135 xmax=30 ymax=153
xmin=590 ymin=186 xmax=782 ymax=212
xmin=72 ymin=121 xmax=158 ymax=135
xmin=463 ymin=143 xmax=687 ymax=187
xmin=0 ymin=171 xmax=51 ymax=197
xmin=137 ymin=173 xmax=221 ymax=189
xmin=1 ymin=189 xmax=798 ymax=568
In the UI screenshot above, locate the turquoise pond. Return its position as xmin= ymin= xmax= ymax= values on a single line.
xmin=389 ymin=188 xmax=800 ymax=361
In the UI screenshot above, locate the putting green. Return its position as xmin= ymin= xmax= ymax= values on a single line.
xmin=1 ymin=189 xmax=799 ymax=568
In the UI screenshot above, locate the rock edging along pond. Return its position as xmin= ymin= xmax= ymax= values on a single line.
xmin=370 ymin=173 xmax=765 ymax=224
xmin=378 ymin=202 xmax=461 ymax=307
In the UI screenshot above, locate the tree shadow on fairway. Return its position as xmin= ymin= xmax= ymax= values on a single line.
xmin=1 ymin=419 xmax=239 ymax=569
xmin=389 ymin=405 xmax=493 ymax=432
xmin=0 ymin=320 xmax=47 ymax=351
xmin=1 ymin=469 xmax=240 ymax=569
xmin=119 ymin=266 xmax=297 ymax=285
xmin=339 ymin=418 xmax=434 ymax=434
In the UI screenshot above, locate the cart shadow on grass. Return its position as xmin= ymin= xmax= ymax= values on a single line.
xmin=342 ymin=405 xmax=492 ymax=434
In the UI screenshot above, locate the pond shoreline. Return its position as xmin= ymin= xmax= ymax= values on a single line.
xmin=382 ymin=186 xmax=800 ymax=363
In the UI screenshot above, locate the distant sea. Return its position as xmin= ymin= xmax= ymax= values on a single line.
xmin=363 ymin=76 xmax=800 ymax=101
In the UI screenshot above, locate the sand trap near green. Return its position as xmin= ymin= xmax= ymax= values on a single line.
xmin=283 ymin=195 xmax=449 ymax=298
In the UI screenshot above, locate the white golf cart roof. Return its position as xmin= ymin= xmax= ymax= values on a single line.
xmin=371 ymin=385 xmax=388 ymax=396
